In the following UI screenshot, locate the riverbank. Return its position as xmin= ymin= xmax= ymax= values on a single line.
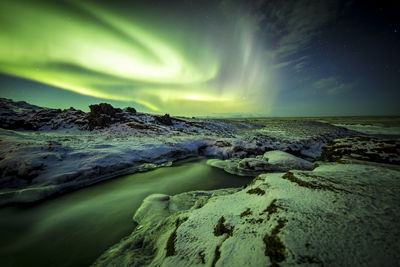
xmin=0 ymin=158 xmax=254 ymax=267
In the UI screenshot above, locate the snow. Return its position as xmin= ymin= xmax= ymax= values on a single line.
xmin=0 ymin=128 xmax=210 ymax=204
xmin=207 ymin=150 xmax=314 ymax=176
xmin=0 ymin=98 xmax=352 ymax=205
xmin=333 ymin=123 xmax=400 ymax=137
xmin=262 ymin=150 xmax=314 ymax=171
xmin=93 ymin=161 xmax=400 ymax=267
xmin=1 ymin=99 xmax=399 ymax=266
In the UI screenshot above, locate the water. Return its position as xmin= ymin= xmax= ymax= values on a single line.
xmin=0 ymin=158 xmax=253 ymax=267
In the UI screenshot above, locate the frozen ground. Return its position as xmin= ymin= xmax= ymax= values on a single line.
xmin=318 ymin=116 xmax=400 ymax=138
xmin=91 ymin=117 xmax=400 ymax=267
xmin=1 ymin=98 xmax=399 ymax=266
xmin=94 ymin=159 xmax=400 ymax=267
xmin=0 ymin=98 xmax=353 ymax=205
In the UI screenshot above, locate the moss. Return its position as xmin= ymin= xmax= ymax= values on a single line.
xmin=282 ymin=172 xmax=320 ymax=190
xmin=318 ymin=142 xmax=342 ymax=162
xmin=198 ymin=250 xmax=206 ymax=264
xmin=319 ymin=137 xmax=400 ymax=165
xmin=263 ymin=199 xmax=278 ymax=220
xmin=246 ymin=218 xmax=264 ymax=224
xmin=211 ymin=245 xmax=221 ymax=267
xmin=165 ymin=230 xmax=177 ymax=257
xmin=297 ymin=255 xmax=323 ymax=265
xmin=299 ymin=172 xmax=344 ymax=186
xmin=240 ymin=208 xmax=252 ymax=218
xmin=246 ymin=187 xmax=265 ymax=195
xmin=214 ymin=216 xmax=233 ymax=236
xmin=247 ymin=175 xmax=263 ymax=186
xmin=263 ymin=218 xmax=288 ymax=267
xmin=283 ymin=172 xmax=351 ymax=193
xmin=165 ymin=217 xmax=187 ymax=257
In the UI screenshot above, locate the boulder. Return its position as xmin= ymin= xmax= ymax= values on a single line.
xmin=238 ymin=158 xmax=269 ymax=171
xmin=126 ymin=107 xmax=136 ymax=114
xmin=89 ymin=103 xmax=117 ymax=116
xmin=87 ymin=103 xmax=119 ymax=130
xmin=208 ymin=150 xmax=314 ymax=176
xmin=263 ymin=150 xmax=314 ymax=171
xmin=156 ymin=114 xmax=173 ymax=126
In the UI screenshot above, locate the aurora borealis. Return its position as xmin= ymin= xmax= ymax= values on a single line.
xmin=0 ymin=0 xmax=399 ymax=116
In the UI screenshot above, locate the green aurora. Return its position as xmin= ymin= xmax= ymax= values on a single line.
xmin=0 ymin=0 xmax=274 ymax=116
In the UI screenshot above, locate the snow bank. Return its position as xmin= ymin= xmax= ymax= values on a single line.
xmin=93 ymin=161 xmax=400 ymax=266
xmin=207 ymin=150 xmax=314 ymax=176
xmin=263 ymin=150 xmax=314 ymax=171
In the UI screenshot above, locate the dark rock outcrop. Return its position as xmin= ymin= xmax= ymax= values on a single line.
xmin=126 ymin=107 xmax=136 ymax=114
xmin=0 ymin=98 xmax=87 ymax=130
xmin=87 ymin=103 xmax=133 ymax=130
xmin=87 ymin=103 xmax=119 ymax=130
xmin=0 ymin=98 xmax=185 ymax=132
xmin=156 ymin=114 xmax=173 ymax=126
xmin=89 ymin=103 xmax=118 ymax=116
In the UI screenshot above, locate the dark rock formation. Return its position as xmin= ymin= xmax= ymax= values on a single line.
xmin=89 ymin=103 xmax=117 ymax=116
xmin=156 ymin=114 xmax=173 ymax=126
xmin=0 ymin=98 xmax=182 ymax=132
xmin=87 ymin=103 xmax=131 ymax=130
xmin=87 ymin=103 xmax=118 ymax=130
xmin=0 ymin=98 xmax=87 ymax=130
xmin=126 ymin=107 xmax=136 ymax=114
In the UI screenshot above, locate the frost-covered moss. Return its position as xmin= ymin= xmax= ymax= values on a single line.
xmin=165 ymin=217 xmax=187 ymax=256
xmin=214 ymin=216 xmax=233 ymax=236
xmin=246 ymin=187 xmax=265 ymax=195
xmin=263 ymin=218 xmax=287 ymax=266
xmin=240 ymin=208 xmax=252 ymax=218
xmin=263 ymin=199 xmax=278 ymax=220
xmin=211 ymin=245 xmax=221 ymax=267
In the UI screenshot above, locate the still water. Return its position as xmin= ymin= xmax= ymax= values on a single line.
xmin=0 ymin=158 xmax=253 ymax=267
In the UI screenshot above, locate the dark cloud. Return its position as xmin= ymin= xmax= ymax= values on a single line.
xmin=220 ymin=0 xmax=350 ymax=69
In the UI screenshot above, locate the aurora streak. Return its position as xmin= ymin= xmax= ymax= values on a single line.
xmin=0 ymin=0 xmax=274 ymax=115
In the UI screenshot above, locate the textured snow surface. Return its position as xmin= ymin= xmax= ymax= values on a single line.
xmin=263 ymin=150 xmax=314 ymax=171
xmin=207 ymin=150 xmax=314 ymax=176
xmin=93 ymin=162 xmax=400 ymax=267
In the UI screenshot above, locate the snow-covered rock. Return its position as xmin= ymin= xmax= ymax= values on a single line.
xmin=207 ymin=150 xmax=314 ymax=176
xmin=319 ymin=136 xmax=400 ymax=165
xmin=93 ymin=161 xmax=400 ymax=266
xmin=262 ymin=150 xmax=314 ymax=171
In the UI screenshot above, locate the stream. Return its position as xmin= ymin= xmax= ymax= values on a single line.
xmin=0 ymin=158 xmax=253 ymax=267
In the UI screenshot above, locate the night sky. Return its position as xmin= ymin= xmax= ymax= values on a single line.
xmin=0 ymin=0 xmax=399 ymax=116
